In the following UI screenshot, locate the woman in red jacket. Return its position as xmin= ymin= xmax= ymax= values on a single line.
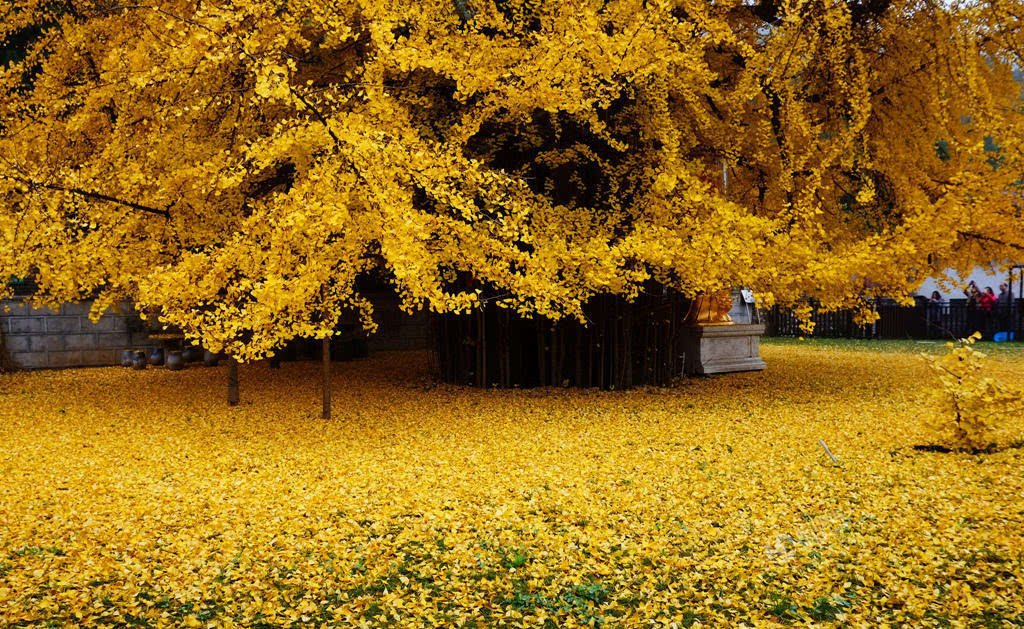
xmin=980 ymin=286 xmax=997 ymax=312
xmin=977 ymin=286 xmax=997 ymax=339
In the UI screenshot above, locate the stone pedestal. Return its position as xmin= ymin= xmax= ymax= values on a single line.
xmin=681 ymin=323 xmax=767 ymax=375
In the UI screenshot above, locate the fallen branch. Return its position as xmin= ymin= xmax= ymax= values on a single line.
xmin=819 ymin=439 xmax=840 ymax=466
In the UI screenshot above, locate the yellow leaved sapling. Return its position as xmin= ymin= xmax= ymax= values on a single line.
xmin=924 ymin=333 xmax=1024 ymax=451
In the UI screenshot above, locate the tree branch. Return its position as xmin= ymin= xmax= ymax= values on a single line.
xmin=958 ymin=230 xmax=1024 ymax=252
xmin=6 ymin=175 xmax=170 ymax=218
xmin=290 ymin=87 xmax=343 ymax=146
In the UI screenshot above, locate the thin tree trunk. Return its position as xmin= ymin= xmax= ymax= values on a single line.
xmin=667 ymin=297 xmax=677 ymax=382
xmin=651 ymin=311 xmax=659 ymax=386
xmin=435 ymin=316 xmax=444 ymax=381
xmin=643 ymin=301 xmax=652 ymax=383
xmin=478 ymin=308 xmax=486 ymax=387
xmin=586 ymin=318 xmax=594 ymax=388
xmin=574 ymin=323 xmax=584 ymax=387
xmin=537 ymin=320 xmax=546 ymax=386
xmin=500 ymin=310 xmax=511 ymax=388
xmin=598 ymin=300 xmax=606 ymax=390
xmin=610 ymin=309 xmax=618 ymax=391
xmin=561 ymin=323 xmax=569 ymax=387
xmin=322 ymin=336 xmax=331 ymax=420
xmin=462 ymin=315 xmax=470 ymax=384
xmin=549 ymin=322 xmax=558 ymax=386
xmin=618 ymin=307 xmax=626 ymax=389
xmin=511 ymin=315 xmax=521 ymax=387
xmin=227 ymin=359 xmax=239 ymax=406
xmin=0 ymin=326 xmax=11 ymax=373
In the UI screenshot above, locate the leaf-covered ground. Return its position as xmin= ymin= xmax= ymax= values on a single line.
xmin=1 ymin=342 xmax=1023 ymax=627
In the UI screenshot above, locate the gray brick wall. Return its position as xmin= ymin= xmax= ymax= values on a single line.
xmin=0 ymin=292 xmax=764 ymax=371
xmin=365 ymin=294 xmax=431 ymax=351
xmin=0 ymin=294 xmax=431 ymax=370
xmin=1 ymin=300 xmax=156 ymax=370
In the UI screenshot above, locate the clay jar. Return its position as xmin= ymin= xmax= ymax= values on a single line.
xmin=203 ymin=350 xmax=220 ymax=367
xmin=165 ymin=351 xmax=185 ymax=371
xmin=120 ymin=350 xmax=135 ymax=367
xmin=131 ymin=351 xmax=148 ymax=370
xmin=182 ymin=346 xmax=203 ymax=363
xmin=148 ymin=348 xmax=165 ymax=366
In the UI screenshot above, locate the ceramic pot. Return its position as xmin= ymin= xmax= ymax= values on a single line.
xmin=131 ymin=351 xmax=148 ymax=370
xmin=203 ymin=350 xmax=220 ymax=367
xmin=182 ymin=346 xmax=203 ymax=363
xmin=148 ymin=347 xmax=165 ymax=366
xmin=353 ymin=338 xmax=368 ymax=359
xmin=165 ymin=351 xmax=185 ymax=371
xmin=120 ymin=350 xmax=135 ymax=367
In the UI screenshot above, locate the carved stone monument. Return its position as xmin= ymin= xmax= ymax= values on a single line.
xmin=681 ymin=289 xmax=767 ymax=375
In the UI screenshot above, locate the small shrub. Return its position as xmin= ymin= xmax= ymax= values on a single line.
xmin=924 ymin=333 xmax=1024 ymax=450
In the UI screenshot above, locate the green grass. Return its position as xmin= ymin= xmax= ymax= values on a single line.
xmin=762 ymin=336 xmax=1024 ymax=356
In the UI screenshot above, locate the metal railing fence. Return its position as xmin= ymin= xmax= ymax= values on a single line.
xmin=764 ymin=299 xmax=1024 ymax=341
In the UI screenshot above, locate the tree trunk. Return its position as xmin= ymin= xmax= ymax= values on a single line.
xmin=478 ymin=308 xmax=486 ymax=387
xmin=618 ymin=307 xmax=626 ymax=389
xmin=322 ymin=336 xmax=331 ymax=420
xmin=432 ymin=291 xmax=692 ymax=389
xmin=550 ymin=321 xmax=558 ymax=386
xmin=574 ymin=324 xmax=584 ymax=387
xmin=0 ymin=326 xmax=11 ymax=373
xmin=536 ymin=321 xmax=546 ymax=386
xmin=598 ymin=300 xmax=606 ymax=390
xmin=227 ymin=359 xmax=239 ymax=406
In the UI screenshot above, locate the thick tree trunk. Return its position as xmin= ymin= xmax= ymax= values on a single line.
xmin=432 ymin=292 xmax=692 ymax=389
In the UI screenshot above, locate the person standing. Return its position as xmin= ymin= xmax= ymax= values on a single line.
xmin=980 ymin=286 xmax=997 ymax=338
xmin=981 ymin=286 xmax=997 ymax=311
xmin=926 ymin=290 xmax=945 ymax=335
xmin=997 ymin=283 xmax=1012 ymax=306
xmin=965 ymin=281 xmax=981 ymax=336
xmin=997 ymin=282 xmax=1013 ymax=337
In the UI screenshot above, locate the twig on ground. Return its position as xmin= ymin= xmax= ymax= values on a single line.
xmin=819 ymin=439 xmax=840 ymax=467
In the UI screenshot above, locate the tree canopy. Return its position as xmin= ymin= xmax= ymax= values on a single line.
xmin=1 ymin=0 xmax=1023 ymax=358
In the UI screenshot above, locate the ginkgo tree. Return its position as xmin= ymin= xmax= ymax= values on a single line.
xmin=2 ymin=0 xmax=1023 ymax=362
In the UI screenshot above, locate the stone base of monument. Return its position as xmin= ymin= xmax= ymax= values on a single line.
xmin=681 ymin=323 xmax=767 ymax=375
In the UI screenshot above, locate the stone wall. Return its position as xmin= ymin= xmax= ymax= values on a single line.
xmin=0 ymin=295 xmax=431 ymax=371
xmin=0 ymin=301 xmax=156 ymax=370
xmin=0 ymin=292 xmax=747 ymax=371
xmin=366 ymin=294 xmax=432 ymax=351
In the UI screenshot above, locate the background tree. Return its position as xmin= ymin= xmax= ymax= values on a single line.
xmin=2 ymin=0 xmax=1023 ymax=360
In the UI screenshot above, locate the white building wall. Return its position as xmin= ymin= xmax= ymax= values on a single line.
xmin=915 ymin=265 xmax=1024 ymax=301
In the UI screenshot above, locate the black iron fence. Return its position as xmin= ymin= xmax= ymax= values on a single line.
xmin=765 ymin=299 xmax=1024 ymax=341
